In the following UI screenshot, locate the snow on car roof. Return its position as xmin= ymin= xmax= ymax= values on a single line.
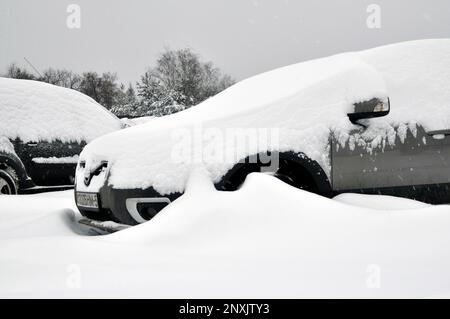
xmin=0 ymin=78 xmax=121 ymax=143
xmin=79 ymin=39 xmax=450 ymax=194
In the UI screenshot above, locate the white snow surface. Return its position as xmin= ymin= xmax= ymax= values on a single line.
xmin=2 ymin=172 xmax=450 ymax=298
xmin=334 ymin=193 xmax=430 ymax=210
xmin=0 ymin=78 xmax=121 ymax=143
xmin=32 ymin=155 xmax=79 ymax=164
xmin=79 ymin=39 xmax=450 ymax=194
xmin=120 ymin=116 xmax=155 ymax=126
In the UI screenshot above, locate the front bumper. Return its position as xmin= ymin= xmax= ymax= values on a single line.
xmin=74 ymin=164 xmax=182 ymax=224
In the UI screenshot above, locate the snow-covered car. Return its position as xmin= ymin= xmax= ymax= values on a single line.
xmin=76 ymin=39 xmax=450 ymax=225
xmin=0 ymin=78 xmax=122 ymax=195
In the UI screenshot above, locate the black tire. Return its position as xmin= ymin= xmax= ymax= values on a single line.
xmin=273 ymin=161 xmax=319 ymax=193
xmin=0 ymin=169 xmax=18 ymax=195
xmin=219 ymin=156 xmax=321 ymax=193
xmin=235 ymin=170 xmax=317 ymax=192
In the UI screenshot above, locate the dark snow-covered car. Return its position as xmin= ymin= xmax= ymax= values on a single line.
xmin=0 ymin=78 xmax=122 ymax=195
xmin=76 ymin=39 xmax=450 ymax=225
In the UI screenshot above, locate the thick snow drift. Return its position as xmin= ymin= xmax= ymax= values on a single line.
xmin=79 ymin=39 xmax=450 ymax=194
xmin=2 ymin=173 xmax=450 ymax=298
xmin=334 ymin=193 xmax=430 ymax=210
xmin=0 ymin=78 xmax=121 ymax=143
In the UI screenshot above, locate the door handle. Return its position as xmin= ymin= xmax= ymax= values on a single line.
xmin=427 ymin=130 xmax=450 ymax=136
xmin=427 ymin=130 xmax=450 ymax=140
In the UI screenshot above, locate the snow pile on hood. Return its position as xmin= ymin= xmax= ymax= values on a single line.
xmin=0 ymin=78 xmax=121 ymax=143
xmin=79 ymin=39 xmax=450 ymax=194
xmin=2 ymin=174 xmax=450 ymax=298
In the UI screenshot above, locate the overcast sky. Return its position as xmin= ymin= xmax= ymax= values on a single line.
xmin=1 ymin=0 xmax=449 ymax=85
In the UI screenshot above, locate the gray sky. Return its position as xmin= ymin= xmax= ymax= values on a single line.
xmin=1 ymin=0 xmax=449 ymax=85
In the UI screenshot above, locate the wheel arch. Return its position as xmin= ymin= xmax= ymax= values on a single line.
xmin=0 ymin=152 xmax=32 ymax=190
xmin=216 ymin=151 xmax=332 ymax=197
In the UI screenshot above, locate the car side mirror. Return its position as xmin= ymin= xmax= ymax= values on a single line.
xmin=347 ymin=97 xmax=390 ymax=124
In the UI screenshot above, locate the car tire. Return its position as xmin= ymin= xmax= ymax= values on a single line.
xmin=219 ymin=165 xmax=320 ymax=193
xmin=0 ymin=169 xmax=18 ymax=195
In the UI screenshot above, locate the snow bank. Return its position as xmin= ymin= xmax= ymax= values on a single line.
xmin=0 ymin=78 xmax=121 ymax=143
xmin=333 ymin=193 xmax=430 ymax=210
xmin=0 ymin=191 xmax=80 ymax=239
xmin=79 ymin=39 xmax=450 ymax=194
xmin=2 ymin=175 xmax=450 ymax=298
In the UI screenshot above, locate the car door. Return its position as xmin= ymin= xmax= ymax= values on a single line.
xmin=332 ymin=123 xmax=450 ymax=204
xmin=14 ymin=139 xmax=84 ymax=186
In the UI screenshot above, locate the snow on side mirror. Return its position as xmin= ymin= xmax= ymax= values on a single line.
xmin=347 ymin=97 xmax=390 ymax=124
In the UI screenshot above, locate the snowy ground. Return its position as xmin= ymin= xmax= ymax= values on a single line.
xmin=1 ymin=172 xmax=450 ymax=298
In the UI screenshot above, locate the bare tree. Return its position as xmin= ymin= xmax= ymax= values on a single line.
xmin=78 ymin=72 xmax=121 ymax=109
xmin=5 ymin=63 xmax=36 ymax=80
xmin=137 ymin=48 xmax=235 ymax=117
xmin=3 ymin=47 xmax=234 ymax=118
xmin=42 ymin=68 xmax=81 ymax=89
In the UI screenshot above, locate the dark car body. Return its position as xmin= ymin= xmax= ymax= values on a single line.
xmin=1 ymin=139 xmax=85 ymax=192
xmin=332 ymin=125 xmax=450 ymax=203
